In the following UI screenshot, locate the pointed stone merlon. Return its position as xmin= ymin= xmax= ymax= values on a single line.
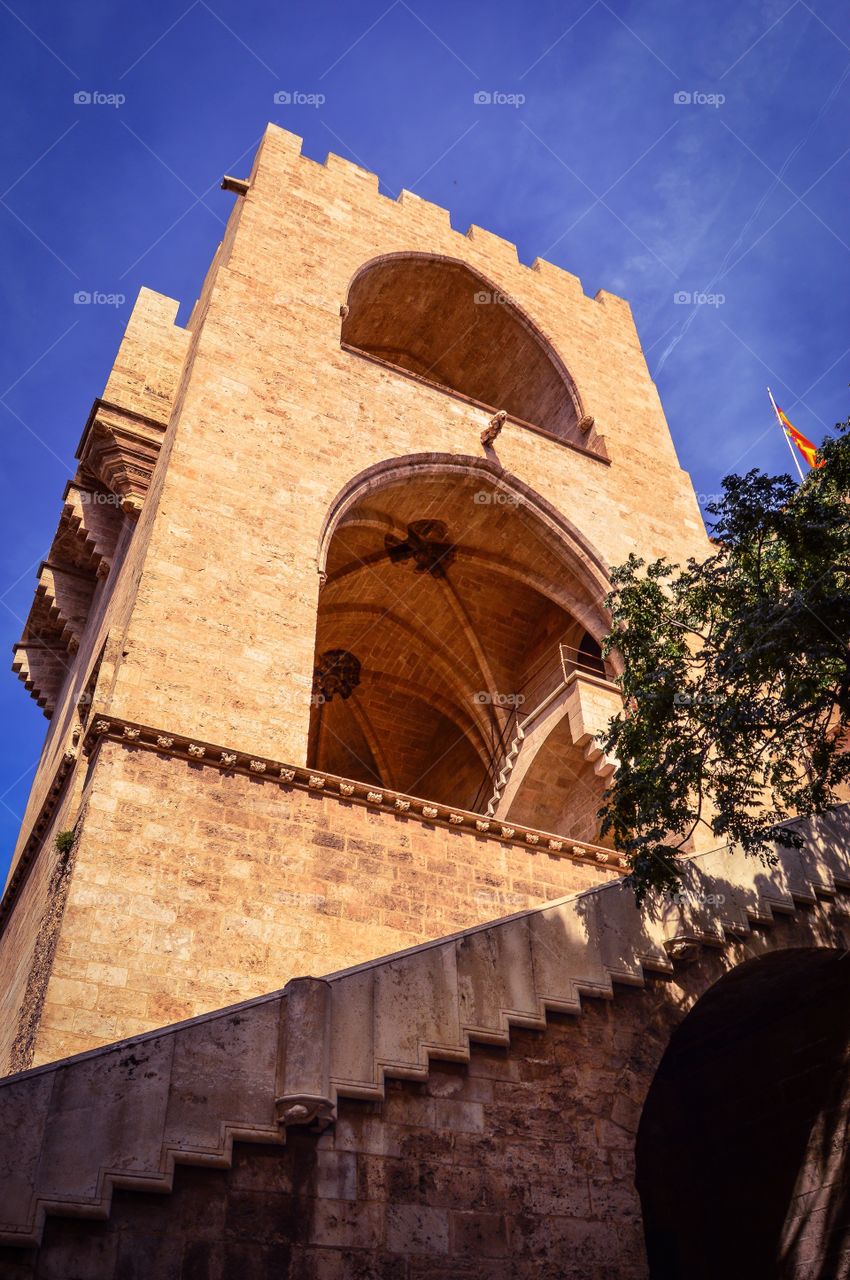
xmin=249 ymin=126 xmax=619 ymax=313
xmin=101 ymin=288 xmax=189 ymax=430
xmin=275 ymin=976 xmax=335 ymax=1128
xmin=465 ymin=224 xmax=519 ymax=268
xmin=593 ymin=287 xmax=642 ymax=345
xmin=396 ymin=188 xmax=452 ymax=236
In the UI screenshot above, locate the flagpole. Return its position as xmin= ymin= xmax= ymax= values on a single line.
xmin=767 ymin=386 xmax=805 ymax=481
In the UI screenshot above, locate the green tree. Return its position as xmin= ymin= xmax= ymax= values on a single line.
xmin=601 ymin=415 xmax=850 ymax=902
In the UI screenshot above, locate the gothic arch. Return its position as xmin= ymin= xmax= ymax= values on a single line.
xmin=317 ymin=454 xmax=611 ymax=608
xmin=316 ymin=602 xmax=496 ymax=755
xmin=309 ymin=454 xmax=616 ymax=820
xmin=341 ymin=252 xmax=585 ymax=445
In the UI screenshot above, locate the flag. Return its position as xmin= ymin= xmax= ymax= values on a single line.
xmin=776 ymin=407 xmax=825 ymax=470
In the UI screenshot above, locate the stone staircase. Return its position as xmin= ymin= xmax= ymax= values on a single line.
xmin=486 ymin=716 xmax=525 ymax=816
xmin=486 ymin=671 xmax=620 ymax=818
xmin=2 ymin=807 xmax=850 ymax=1248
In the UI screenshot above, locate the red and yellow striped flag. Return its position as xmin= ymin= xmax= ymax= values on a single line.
xmin=776 ymin=406 xmax=825 ymax=470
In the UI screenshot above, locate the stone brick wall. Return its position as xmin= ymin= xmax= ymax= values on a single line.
xmin=1 ymin=898 xmax=847 ymax=1276
xmin=103 ymin=124 xmax=711 ymax=767
xmin=0 ymin=823 xmax=70 ymax=1073
xmin=0 ymin=985 xmax=660 ymax=1280
xmin=28 ymin=740 xmax=615 ymax=1068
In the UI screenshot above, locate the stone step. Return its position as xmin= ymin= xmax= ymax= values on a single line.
xmin=2 ymin=810 xmax=848 ymax=1247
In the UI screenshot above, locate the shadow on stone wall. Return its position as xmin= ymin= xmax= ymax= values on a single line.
xmin=3 ymin=839 xmax=850 ymax=1277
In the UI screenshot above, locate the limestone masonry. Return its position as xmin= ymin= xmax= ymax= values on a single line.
xmin=2 ymin=126 xmax=846 ymax=1277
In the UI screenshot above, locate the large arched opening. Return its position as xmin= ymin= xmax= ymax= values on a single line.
xmin=341 ymin=253 xmax=591 ymax=449
xmin=636 ymin=947 xmax=850 ymax=1279
xmin=308 ymin=456 xmax=616 ymax=833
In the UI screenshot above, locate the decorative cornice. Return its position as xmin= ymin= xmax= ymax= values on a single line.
xmin=80 ymin=716 xmax=626 ymax=870
xmin=58 ymin=481 xmax=121 ymax=577
xmin=32 ymin=562 xmax=96 ymax=652
xmin=10 ymin=643 xmax=67 ymax=718
xmin=11 ymin=481 xmax=124 ymax=717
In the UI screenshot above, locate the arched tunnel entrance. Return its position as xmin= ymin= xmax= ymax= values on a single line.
xmin=308 ymin=458 xmax=618 ymax=841
xmin=637 ymin=947 xmax=850 ymax=1279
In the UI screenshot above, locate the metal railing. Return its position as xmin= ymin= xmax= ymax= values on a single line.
xmin=512 ymin=641 xmax=608 ymax=716
xmin=470 ymin=640 xmax=610 ymax=815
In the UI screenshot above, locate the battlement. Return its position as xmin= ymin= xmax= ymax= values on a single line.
xmin=246 ymin=123 xmax=621 ymax=312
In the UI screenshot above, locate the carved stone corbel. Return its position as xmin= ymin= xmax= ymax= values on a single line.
xmin=77 ymin=399 xmax=167 ymax=517
xmin=313 ymin=650 xmax=361 ymax=703
xmin=384 ymin=520 xmax=456 ymax=578
xmin=664 ymin=936 xmax=701 ymax=963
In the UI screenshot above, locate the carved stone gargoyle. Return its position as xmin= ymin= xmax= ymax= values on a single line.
xmin=481 ymin=409 xmax=507 ymax=446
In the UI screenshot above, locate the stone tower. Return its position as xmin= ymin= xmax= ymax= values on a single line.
xmin=4 ymin=127 xmax=850 ymax=1280
xmin=0 ymin=124 xmax=710 ymax=1076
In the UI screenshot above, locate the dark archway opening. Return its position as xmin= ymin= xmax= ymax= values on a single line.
xmin=309 ymin=461 xmax=616 ymax=833
xmin=636 ymin=947 xmax=850 ymax=1280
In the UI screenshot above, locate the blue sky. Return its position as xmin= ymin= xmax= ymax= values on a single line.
xmin=0 ymin=0 xmax=847 ymax=879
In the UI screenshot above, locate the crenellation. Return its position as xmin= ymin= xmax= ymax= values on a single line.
xmin=321 ymin=151 xmax=380 ymax=192
xmin=530 ymin=254 xmax=587 ymax=298
xmin=257 ymin=121 xmax=305 ymax=163
xmin=395 ymin=186 xmax=453 ymax=233
xmin=101 ymin=287 xmax=189 ymax=425
xmin=592 ymin=285 xmax=640 ymax=332
xmin=464 ymin=223 xmax=520 ymax=266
